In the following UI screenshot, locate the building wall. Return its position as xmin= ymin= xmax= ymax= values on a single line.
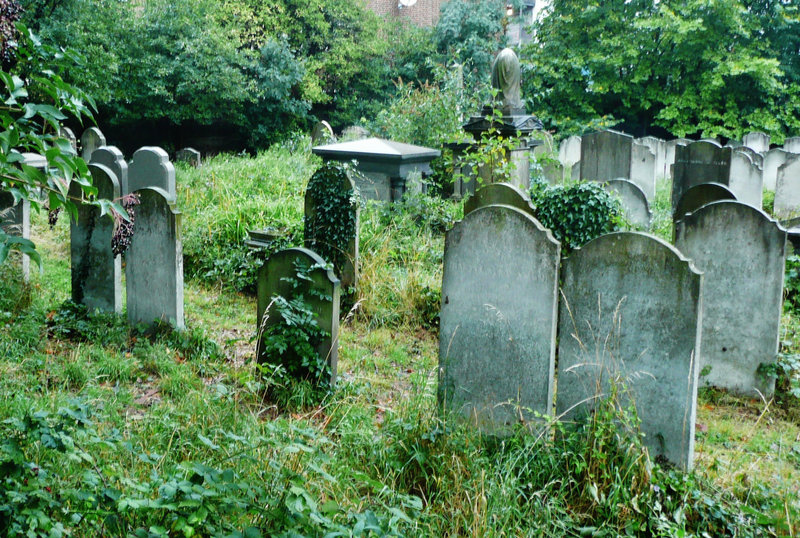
xmin=366 ymin=0 xmax=442 ymax=27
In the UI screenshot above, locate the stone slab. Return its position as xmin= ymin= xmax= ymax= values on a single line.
xmin=671 ymin=141 xmax=732 ymax=210
xmin=785 ymin=137 xmax=800 ymax=154
xmin=729 ymin=151 xmax=763 ymax=208
xmin=559 ymin=135 xmax=581 ymax=168
xmin=775 ymin=155 xmax=800 ymax=219
xmin=630 ymin=141 xmax=657 ymax=201
xmin=580 ymin=130 xmax=632 ymax=182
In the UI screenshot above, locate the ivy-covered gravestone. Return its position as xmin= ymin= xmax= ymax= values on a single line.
xmin=257 ymin=248 xmax=340 ymax=388
xmin=304 ymin=162 xmax=359 ymax=288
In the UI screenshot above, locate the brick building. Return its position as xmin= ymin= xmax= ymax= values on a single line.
xmin=366 ymin=0 xmax=443 ymax=27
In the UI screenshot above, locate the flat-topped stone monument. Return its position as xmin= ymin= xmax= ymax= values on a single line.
xmin=557 ymin=232 xmax=703 ymax=470
xmin=0 ymin=191 xmax=31 ymax=281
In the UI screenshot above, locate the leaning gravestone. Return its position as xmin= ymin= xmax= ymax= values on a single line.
xmin=580 ymin=130 xmax=632 ymax=183
xmin=90 ymin=146 xmax=128 ymax=195
xmin=439 ymin=205 xmax=560 ymax=431
xmin=729 ymin=151 xmax=763 ymax=208
xmin=128 ymin=147 xmax=176 ymax=200
xmin=0 ymin=191 xmax=31 ymax=281
xmin=463 ymin=182 xmax=536 ymax=218
xmin=675 ymin=201 xmax=786 ymax=396
xmin=763 ymin=148 xmax=791 ymax=191
xmin=125 ymin=187 xmax=184 ymax=329
xmin=603 ymin=179 xmax=651 ymax=228
xmin=557 ymin=232 xmax=703 ymax=470
xmin=257 ymin=248 xmax=340 ymax=387
xmin=304 ymin=162 xmax=359 ymax=288
xmin=69 ymin=163 xmax=121 ymax=313
xmin=785 ymin=137 xmax=800 ymax=154
xmin=671 ymin=141 xmax=733 ymax=210
xmin=742 ymin=131 xmax=770 ymax=154
xmin=673 ymin=183 xmax=736 ymax=223
xmin=80 ymin=127 xmax=106 ymax=161
xmin=775 ymin=155 xmax=800 ymax=218
xmin=175 ymin=147 xmax=201 ymax=168
xmin=630 ymin=140 xmax=657 ymax=201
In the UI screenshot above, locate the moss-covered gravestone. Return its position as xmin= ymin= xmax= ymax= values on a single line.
xmin=304 ymin=162 xmax=359 ymax=288
xmin=463 ymin=182 xmax=536 ymax=218
xmin=257 ymin=248 xmax=340 ymax=387
xmin=673 ymin=183 xmax=736 ymax=225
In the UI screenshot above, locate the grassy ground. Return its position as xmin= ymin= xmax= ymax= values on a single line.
xmin=1 ymin=151 xmax=799 ymax=535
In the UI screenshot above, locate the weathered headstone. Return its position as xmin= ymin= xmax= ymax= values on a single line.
xmin=125 ymin=187 xmax=184 ymax=329
xmin=463 ymin=182 xmax=536 ymax=218
xmin=665 ymin=138 xmax=691 ymax=180
xmin=304 ymin=163 xmax=359 ymax=288
xmin=439 ymin=205 xmax=560 ymax=431
xmin=734 ymin=146 xmax=764 ymax=168
xmin=557 ymin=232 xmax=703 ymax=470
xmin=80 ymin=127 xmax=106 ymax=161
xmin=775 ymin=155 xmax=800 ymax=218
xmin=580 ymin=130 xmax=632 ymax=183
xmin=729 ymin=151 xmax=763 ymax=208
xmin=311 ymin=121 xmax=335 ymax=145
xmin=558 ymin=135 xmax=582 ymax=170
xmin=742 ymin=131 xmax=770 ymax=154
xmin=675 ymin=201 xmax=786 ymax=396
xmin=763 ymin=148 xmax=791 ymax=191
xmin=630 ymin=141 xmax=657 ymax=201
xmin=59 ymin=126 xmax=77 ymax=153
xmin=69 ymin=163 xmax=121 ymax=313
xmin=128 ymin=147 xmax=176 ymax=200
xmin=175 ymin=147 xmax=201 ymax=168
xmin=784 ymin=137 xmax=800 ymax=154
xmin=90 ymin=146 xmax=128 ymax=195
xmin=0 ymin=191 xmax=31 ymax=281
xmin=256 ymin=248 xmax=340 ymax=386
xmin=603 ymin=179 xmax=651 ymax=228
xmin=636 ymin=136 xmax=667 ymax=180
xmin=673 ymin=183 xmax=736 ymax=223
xmin=671 ymin=140 xmax=733 ymax=210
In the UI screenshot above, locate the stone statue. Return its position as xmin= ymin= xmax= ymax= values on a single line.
xmin=491 ymin=48 xmax=523 ymax=113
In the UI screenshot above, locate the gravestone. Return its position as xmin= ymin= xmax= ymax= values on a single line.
xmin=763 ymin=148 xmax=791 ymax=191
xmin=439 ymin=205 xmax=560 ymax=431
xmin=785 ymin=137 xmax=800 ymax=154
xmin=734 ymin=146 xmax=764 ymax=168
xmin=304 ymin=163 xmax=359 ymax=288
xmin=69 ymin=163 xmax=121 ymax=313
xmin=557 ymin=232 xmax=703 ymax=470
xmin=671 ymin=141 xmax=732 ymax=210
xmin=729 ymin=151 xmax=763 ymax=208
xmin=603 ymin=179 xmax=651 ymax=228
xmin=630 ymin=141 xmax=657 ymax=201
xmin=125 ymin=187 xmax=184 ymax=329
xmin=531 ymin=132 xmax=562 ymax=184
xmin=80 ymin=127 xmax=106 ymax=161
xmin=580 ymin=130 xmax=632 ymax=182
xmin=90 ymin=146 xmax=128 ymax=195
xmin=665 ymin=138 xmax=691 ymax=180
xmin=558 ymin=135 xmax=581 ymax=170
xmin=673 ymin=183 xmax=736 ymax=223
xmin=0 ymin=191 xmax=31 ymax=281
xmin=341 ymin=126 xmax=370 ymax=141
xmin=674 ymin=201 xmax=786 ymax=396
xmin=775 ymin=155 xmax=800 ymax=218
xmin=175 ymin=147 xmax=201 ymax=168
xmin=128 ymin=147 xmax=176 ymax=200
xmin=256 ymin=248 xmax=340 ymax=387
xmin=463 ymin=182 xmax=536 ymax=218
xmin=636 ymin=136 xmax=667 ymax=180
xmin=311 ymin=121 xmax=335 ymax=145
xmin=59 ymin=126 xmax=77 ymax=153
xmin=742 ymin=131 xmax=770 ymax=154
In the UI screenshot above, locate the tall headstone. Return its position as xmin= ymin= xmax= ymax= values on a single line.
xmin=125 ymin=187 xmax=184 ymax=329
xmin=580 ymin=130 xmax=633 ymax=183
xmin=80 ymin=127 xmax=106 ymax=161
xmin=671 ymin=141 xmax=732 ymax=210
xmin=630 ymin=141 xmax=657 ymax=201
xmin=636 ymin=136 xmax=667 ymax=180
xmin=775 ymin=155 xmax=800 ymax=218
xmin=673 ymin=183 xmax=736 ymax=223
xmin=439 ymin=205 xmax=560 ymax=431
xmin=0 ymin=191 xmax=31 ymax=281
xmin=90 ymin=146 xmax=128 ymax=195
xmin=784 ymin=137 xmax=800 ymax=154
xmin=742 ymin=131 xmax=770 ymax=154
xmin=128 ymin=147 xmax=176 ymax=201
xmin=603 ymin=179 xmax=651 ymax=229
xmin=69 ymin=163 xmax=121 ymax=313
xmin=463 ymin=182 xmax=536 ymax=218
xmin=175 ymin=147 xmax=201 ymax=168
xmin=256 ymin=248 xmax=340 ymax=386
xmin=729 ymin=151 xmax=763 ymax=208
xmin=557 ymin=232 xmax=703 ymax=470
xmin=304 ymin=163 xmax=359 ymax=288
xmin=675 ymin=201 xmax=786 ymax=396
xmin=763 ymin=148 xmax=791 ymax=191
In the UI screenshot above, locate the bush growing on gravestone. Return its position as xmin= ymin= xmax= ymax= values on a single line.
xmin=530 ymin=181 xmax=624 ymax=251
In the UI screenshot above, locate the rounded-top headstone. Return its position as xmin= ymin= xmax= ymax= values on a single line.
xmin=604 ymin=178 xmax=651 ymax=228
xmin=128 ymin=146 xmax=176 ymax=201
xmin=673 ymin=182 xmax=736 ymax=219
xmin=311 ymin=121 xmax=336 ymax=145
xmin=463 ymin=182 xmax=535 ymax=218
xmin=90 ymin=146 xmax=129 ymax=195
xmin=80 ymin=127 xmax=106 ymax=161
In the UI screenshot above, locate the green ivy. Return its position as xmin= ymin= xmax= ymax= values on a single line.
xmin=785 ymin=255 xmax=800 ymax=315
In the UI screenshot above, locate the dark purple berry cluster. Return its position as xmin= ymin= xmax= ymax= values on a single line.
xmin=48 ymin=206 xmax=61 ymax=229
xmin=111 ymin=193 xmax=140 ymax=257
xmin=0 ymin=0 xmax=22 ymax=71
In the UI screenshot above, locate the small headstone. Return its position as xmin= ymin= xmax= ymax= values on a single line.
xmin=630 ymin=141 xmax=657 ymax=201
xmin=0 ymin=191 xmax=31 ymax=281
xmin=59 ymin=126 xmax=77 ymax=153
xmin=675 ymin=201 xmax=786 ymax=396
xmin=128 ymin=147 xmax=176 ymax=201
xmin=557 ymin=232 xmax=703 ymax=470
xmin=125 ymin=187 xmax=184 ymax=329
xmin=69 ymin=163 xmax=121 ymax=313
xmin=558 ymin=135 xmax=582 ymax=169
xmin=603 ymin=179 xmax=651 ymax=228
xmin=763 ymin=148 xmax=791 ymax=191
xmin=439 ymin=205 xmax=560 ymax=431
xmin=580 ymin=129 xmax=633 ymax=182
xmin=257 ymin=248 xmax=340 ymax=387
xmin=175 ymin=147 xmax=201 ymax=168
xmin=729 ymin=151 xmax=763 ymax=208
xmin=90 ymin=146 xmax=128 ymax=195
xmin=635 ymin=136 xmax=667 ymax=180
xmin=304 ymin=163 xmax=359 ymax=288
xmin=673 ymin=183 xmax=736 ymax=221
xmin=311 ymin=121 xmax=335 ymax=145
xmin=463 ymin=182 xmax=536 ymax=218
xmin=775 ymin=155 xmax=800 ymax=218
xmin=80 ymin=127 xmax=106 ymax=161
xmin=742 ymin=131 xmax=770 ymax=154
xmin=671 ymin=140 xmax=732 ymax=210
xmin=784 ymin=137 xmax=800 ymax=154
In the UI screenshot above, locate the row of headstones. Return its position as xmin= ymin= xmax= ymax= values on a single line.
xmin=72 ymin=126 xmax=202 ymax=168
xmin=439 ymin=185 xmax=787 ymax=470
